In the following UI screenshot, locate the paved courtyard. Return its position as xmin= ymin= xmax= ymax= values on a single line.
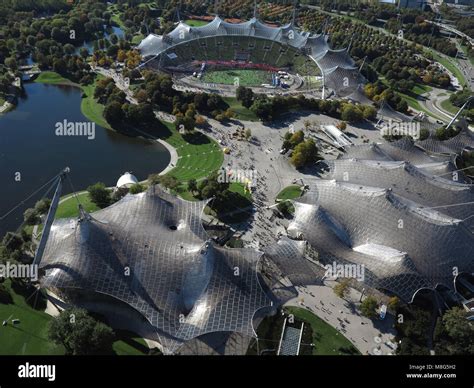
xmin=286 ymin=280 xmax=398 ymax=355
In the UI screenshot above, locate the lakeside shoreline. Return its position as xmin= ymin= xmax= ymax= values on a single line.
xmin=34 ymin=71 xmax=179 ymax=179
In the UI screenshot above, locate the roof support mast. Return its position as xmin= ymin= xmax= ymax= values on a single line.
xmin=291 ymin=0 xmax=297 ymax=25
xmin=33 ymin=167 xmax=70 ymax=267
xmin=445 ymin=96 xmax=473 ymax=132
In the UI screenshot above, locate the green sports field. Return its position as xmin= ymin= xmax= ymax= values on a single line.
xmin=184 ymin=19 xmax=209 ymax=27
xmin=202 ymin=69 xmax=272 ymax=87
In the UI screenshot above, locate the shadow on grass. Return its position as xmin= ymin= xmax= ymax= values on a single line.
xmin=182 ymin=131 xmax=211 ymax=145
xmin=10 ymin=280 xmax=47 ymax=310
xmin=338 ymin=345 xmax=360 ymax=355
xmin=107 ymin=118 xmax=174 ymax=141
xmin=114 ymin=330 xmax=150 ymax=355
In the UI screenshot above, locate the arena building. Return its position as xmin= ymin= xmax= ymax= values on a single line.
xmin=38 ymin=186 xmax=272 ymax=354
xmin=137 ymin=15 xmax=364 ymax=97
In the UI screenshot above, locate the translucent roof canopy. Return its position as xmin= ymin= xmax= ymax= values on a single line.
xmin=288 ymin=174 xmax=474 ymax=302
xmin=39 ymin=186 xmax=271 ymax=354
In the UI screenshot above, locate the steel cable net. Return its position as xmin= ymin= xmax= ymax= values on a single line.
xmin=263 ymin=236 xmax=320 ymax=287
xmin=287 ymin=174 xmax=474 ymax=302
xmin=341 ymin=138 xmax=452 ymax=165
xmin=345 ymin=84 xmax=373 ymax=105
xmin=138 ymin=16 xmax=365 ymax=96
xmin=39 ymin=186 xmax=271 ymax=354
xmin=417 ymin=128 xmax=474 ymax=155
xmin=377 ymin=101 xmax=414 ymax=123
xmin=321 ymin=158 xmax=474 ymax=229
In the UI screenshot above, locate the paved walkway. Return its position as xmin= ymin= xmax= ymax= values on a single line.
xmin=286 ymin=281 xmax=397 ymax=355
xmin=204 ymin=111 xmax=384 ymax=247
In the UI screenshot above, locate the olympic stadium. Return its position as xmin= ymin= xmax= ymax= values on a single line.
xmin=137 ymin=15 xmax=364 ymax=97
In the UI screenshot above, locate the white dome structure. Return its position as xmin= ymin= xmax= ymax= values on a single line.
xmin=116 ymin=172 xmax=138 ymax=188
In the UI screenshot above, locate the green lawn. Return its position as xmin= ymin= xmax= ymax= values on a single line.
xmin=397 ymin=90 xmax=423 ymax=111
xmin=184 ymin=19 xmax=209 ymax=27
xmin=35 ymin=71 xmax=77 ymax=86
xmin=157 ymin=121 xmax=224 ymax=181
xmin=460 ymin=45 xmax=474 ymax=66
xmin=202 ymin=69 xmax=271 ymax=87
xmin=112 ymin=330 xmax=149 ymax=355
xmin=396 ymin=90 xmax=445 ymax=122
xmin=223 ymin=97 xmax=259 ymax=121
xmin=108 ymin=4 xmax=126 ymax=29
xmin=276 ymin=185 xmax=302 ymax=201
xmin=36 ymin=72 xmax=110 ymax=130
xmin=0 ymin=280 xmax=64 ymax=355
xmin=55 ymin=192 xmax=100 ymax=219
xmin=428 ymin=50 xmax=468 ymax=88
xmin=285 ymin=306 xmax=360 ymax=355
xmin=229 ymin=182 xmax=252 ymax=200
xmin=80 ymin=76 xmax=111 ymax=130
xmin=440 ymin=98 xmax=459 ymax=115
xmin=132 ymin=34 xmax=144 ymax=44
xmin=412 ymin=83 xmax=432 ymax=95
xmin=0 ymin=280 xmax=150 ymax=355
xmin=175 ymin=186 xmax=197 ymax=201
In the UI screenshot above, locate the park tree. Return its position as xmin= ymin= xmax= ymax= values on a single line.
xmin=195 ymin=115 xmax=207 ymax=126
xmin=434 ymin=307 xmax=474 ymax=355
xmin=103 ymin=101 xmax=124 ymax=127
xmin=0 ymin=283 xmax=13 ymax=304
xmin=147 ymin=173 xmax=160 ymax=185
xmin=362 ymin=105 xmax=377 ymax=121
xmin=197 ymin=171 xmax=229 ymax=199
xmin=341 ymin=104 xmax=363 ymax=123
xmin=440 ymin=307 xmax=474 ymax=352
xmin=129 ymin=183 xmax=145 ymax=194
xmin=2 ymin=232 xmax=24 ymax=253
xmin=333 ymin=278 xmax=350 ymax=299
xmin=87 ymin=182 xmax=111 ymax=209
xmin=187 ymin=178 xmax=198 ymax=194
xmin=244 ymin=128 xmax=252 ymax=140
xmin=337 ymin=121 xmax=347 ymax=131
xmin=291 ymin=139 xmax=318 ymax=169
xmin=126 ymin=103 xmax=155 ymax=124
xmin=79 ymin=47 xmax=89 ymax=59
xmin=159 ymin=175 xmax=179 ymax=191
xmin=4 ymin=57 xmax=17 ymax=71
xmin=23 ymin=208 xmax=40 ymax=226
xmin=251 ymin=96 xmax=274 ymax=121
xmin=35 ymin=198 xmax=52 ymax=215
xmin=289 ymin=130 xmax=305 ymax=148
xmin=135 ymin=89 xmax=148 ymax=103
xmin=360 ymin=296 xmax=378 ymax=319
xmin=48 ymin=308 xmax=114 ymax=355
xmin=236 ymin=86 xmax=254 ymax=108
xmin=63 ymin=43 xmax=75 ymax=55
xmin=387 ymin=296 xmax=400 ymax=311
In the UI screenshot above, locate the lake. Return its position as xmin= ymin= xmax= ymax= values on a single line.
xmin=0 ymin=82 xmax=170 ymax=237
xmin=77 ymin=25 xmax=126 ymax=54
